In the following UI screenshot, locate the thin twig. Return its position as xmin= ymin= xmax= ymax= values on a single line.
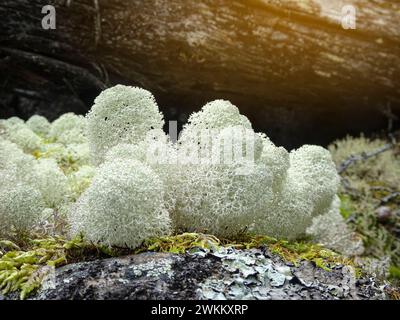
xmin=13 ymin=88 xmax=44 ymax=99
xmin=93 ymin=0 xmax=102 ymax=46
xmin=381 ymin=192 xmax=400 ymax=205
xmin=338 ymin=143 xmax=394 ymax=174
xmin=382 ymin=102 xmax=398 ymax=133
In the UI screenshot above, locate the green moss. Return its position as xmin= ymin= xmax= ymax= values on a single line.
xmin=31 ymin=144 xmax=81 ymax=175
xmin=136 ymin=233 xmax=221 ymax=254
xmin=0 ymin=235 xmax=121 ymax=299
xmin=0 ymin=238 xmax=66 ymax=299
xmin=228 ymin=235 xmax=354 ymax=271
xmin=341 ymin=193 xmax=400 ymax=272
xmin=389 ymin=265 xmax=400 ymax=280
xmin=137 ymin=233 xmax=354 ymax=272
xmin=339 ymin=194 xmax=354 ymax=220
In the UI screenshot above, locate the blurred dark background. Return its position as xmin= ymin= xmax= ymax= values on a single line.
xmin=1 ymin=0 xmax=399 ymax=148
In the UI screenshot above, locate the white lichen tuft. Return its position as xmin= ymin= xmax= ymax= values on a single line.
xmin=69 ymin=159 xmax=171 ymax=248
xmin=287 ymin=145 xmax=340 ymax=217
xmin=49 ymin=113 xmax=87 ymax=144
xmin=0 ymin=89 xmax=344 ymax=246
xmin=1 ymin=122 xmax=42 ymax=153
xmin=68 ymin=165 xmax=96 ymax=199
xmin=184 ymin=100 xmax=252 ymax=131
xmin=86 ymin=85 xmax=164 ymax=165
xmin=253 ymin=145 xmax=340 ymax=240
xmin=0 ymin=138 xmax=70 ymax=235
xmin=179 ymin=100 xmax=252 ymax=144
xmin=174 ymin=102 xmax=340 ymax=240
xmin=0 ymin=139 xmax=36 ymax=178
xmin=0 ymin=167 xmax=45 ymax=237
xmin=307 ymin=196 xmax=365 ymax=256
xmin=0 ymin=117 xmax=24 ymax=127
xmin=257 ymin=134 xmax=290 ymax=192
xmin=105 ymin=132 xmax=179 ymax=213
xmin=65 ymin=143 xmax=91 ymax=166
xmin=173 ymin=160 xmax=274 ymax=238
xmin=32 ymin=158 xmax=70 ymax=208
xmin=174 ymin=116 xmax=274 ymax=238
xmin=26 ymin=115 xmax=51 ymax=137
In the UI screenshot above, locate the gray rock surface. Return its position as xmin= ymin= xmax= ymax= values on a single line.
xmin=0 ymin=248 xmax=388 ymax=300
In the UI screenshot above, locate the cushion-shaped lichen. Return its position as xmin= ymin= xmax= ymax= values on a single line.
xmin=86 ymin=85 xmax=164 ymax=165
xmin=69 ymin=159 xmax=172 ymax=248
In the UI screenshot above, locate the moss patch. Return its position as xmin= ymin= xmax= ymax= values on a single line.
xmin=136 ymin=233 xmax=221 ymax=254
xmin=137 ymin=233 xmax=354 ymax=272
xmin=0 ymin=235 xmax=121 ymax=299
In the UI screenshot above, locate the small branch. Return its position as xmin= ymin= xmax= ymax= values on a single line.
xmin=13 ymin=88 xmax=44 ymax=99
xmin=380 ymin=192 xmax=400 ymax=205
xmin=93 ymin=0 xmax=102 ymax=46
xmin=340 ymin=177 xmax=359 ymax=195
xmin=382 ymin=102 xmax=399 ymax=133
xmin=338 ymin=143 xmax=395 ymax=174
xmin=91 ymin=61 xmax=109 ymax=85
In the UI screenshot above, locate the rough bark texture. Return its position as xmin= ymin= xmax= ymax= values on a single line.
xmin=0 ymin=248 xmax=387 ymax=300
xmin=1 ymin=0 xmax=399 ymax=148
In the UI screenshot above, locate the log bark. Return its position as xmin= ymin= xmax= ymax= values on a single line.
xmin=0 ymin=0 xmax=399 ymax=148
xmin=0 ymin=249 xmax=389 ymax=300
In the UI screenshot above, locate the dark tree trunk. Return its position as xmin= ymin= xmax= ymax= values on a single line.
xmin=1 ymin=0 xmax=399 ymax=148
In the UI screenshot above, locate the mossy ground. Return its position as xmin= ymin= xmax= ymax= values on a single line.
xmin=0 ymin=234 xmax=125 ymax=299
xmin=330 ymin=134 xmax=400 ymax=286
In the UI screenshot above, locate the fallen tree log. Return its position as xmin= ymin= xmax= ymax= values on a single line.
xmin=0 ymin=249 xmax=389 ymax=300
xmin=0 ymin=0 xmax=399 ymax=148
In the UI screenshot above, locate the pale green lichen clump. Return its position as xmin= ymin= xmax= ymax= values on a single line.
xmin=1 ymin=85 xmax=344 ymax=252
xmin=251 ymin=145 xmax=340 ymax=240
xmin=49 ymin=113 xmax=87 ymax=145
xmin=178 ymin=99 xmax=252 ymax=143
xmin=0 ymin=171 xmax=45 ymax=237
xmin=306 ymin=196 xmax=364 ymax=256
xmin=0 ymin=140 xmax=44 ymax=237
xmin=26 ymin=115 xmax=51 ymax=137
xmin=32 ymin=158 xmax=70 ymax=208
xmin=0 ymin=120 xmax=42 ymax=153
xmin=174 ymin=100 xmax=341 ymax=241
xmin=86 ymin=85 xmax=164 ymax=165
xmin=69 ymin=159 xmax=172 ymax=248
xmin=0 ymin=119 xmax=88 ymax=237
